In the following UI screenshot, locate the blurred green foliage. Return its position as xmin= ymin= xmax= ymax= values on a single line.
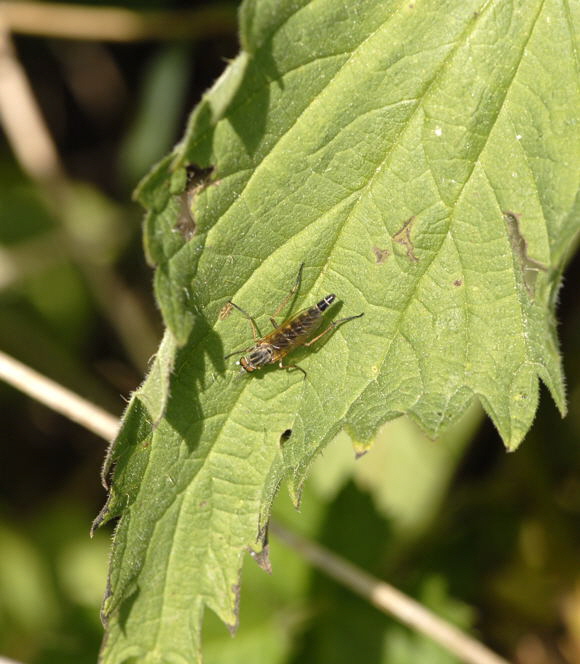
xmin=1 ymin=2 xmax=580 ymax=663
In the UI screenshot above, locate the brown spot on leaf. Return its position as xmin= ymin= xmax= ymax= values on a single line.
xmin=249 ymin=526 xmax=272 ymax=575
xmin=503 ymin=210 xmax=548 ymax=299
xmin=173 ymin=215 xmax=195 ymax=240
xmin=174 ymin=165 xmax=215 ymax=240
xmin=372 ymin=246 xmax=390 ymax=264
xmin=453 ymin=279 xmax=463 ymax=287
xmin=219 ymin=302 xmax=234 ymax=320
xmin=353 ymin=440 xmax=371 ymax=459
xmin=227 ymin=583 xmax=241 ymax=635
xmin=393 ymin=216 xmax=419 ymax=262
xmin=249 ymin=547 xmax=272 ymax=574
xmin=249 ymin=522 xmax=272 ymax=573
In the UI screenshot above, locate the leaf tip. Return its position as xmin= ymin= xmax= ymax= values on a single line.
xmin=287 ymin=481 xmax=303 ymax=511
xmin=249 ymin=544 xmax=272 ymax=574
xmin=249 ymin=522 xmax=272 ymax=573
xmin=349 ymin=431 xmax=373 ymax=458
xmin=91 ymin=494 xmax=112 ymax=535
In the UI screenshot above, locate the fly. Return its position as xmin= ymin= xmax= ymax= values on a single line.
xmin=224 ymin=264 xmax=364 ymax=376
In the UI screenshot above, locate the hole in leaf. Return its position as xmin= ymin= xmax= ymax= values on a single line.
xmin=279 ymin=429 xmax=292 ymax=444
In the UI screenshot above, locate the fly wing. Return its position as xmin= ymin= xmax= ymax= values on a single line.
xmin=263 ymin=306 xmax=322 ymax=359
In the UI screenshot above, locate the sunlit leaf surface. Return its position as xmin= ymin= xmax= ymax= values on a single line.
xmin=98 ymin=0 xmax=580 ymax=661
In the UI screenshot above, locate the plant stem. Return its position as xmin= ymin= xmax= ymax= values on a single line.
xmin=0 ymin=352 xmax=510 ymax=664
xmin=270 ymin=520 xmax=511 ymax=664
xmin=0 ymin=350 xmax=119 ymax=440
xmin=0 ymin=2 xmax=237 ymax=42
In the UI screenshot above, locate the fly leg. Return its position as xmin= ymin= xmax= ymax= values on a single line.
xmin=278 ymin=360 xmax=307 ymax=377
xmin=224 ymin=344 xmax=254 ymax=360
xmin=227 ymin=301 xmax=261 ymax=341
xmin=269 ymin=263 xmax=304 ymax=329
xmin=303 ymin=313 xmax=364 ymax=347
xmin=224 ymin=300 xmax=262 ymax=360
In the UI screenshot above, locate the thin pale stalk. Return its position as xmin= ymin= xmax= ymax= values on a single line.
xmin=0 ymin=352 xmax=511 ymax=664
xmin=0 ymin=656 xmax=26 ymax=664
xmin=270 ymin=521 xmax=511 ymax=664
xmin=0 ymin=2 xmax=237 ymax=42
xmin=0 ymin=350 xmax=119 ymax=441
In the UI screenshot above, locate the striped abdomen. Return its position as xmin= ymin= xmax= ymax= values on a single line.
xmin=267 ymin=294 xmax=336 ymax=355
xmin=316 ymin=294 xmax=336 ymax=312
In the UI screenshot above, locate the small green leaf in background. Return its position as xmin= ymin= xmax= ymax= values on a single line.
xmin=96 ymin=0 xmax=580 ymax=661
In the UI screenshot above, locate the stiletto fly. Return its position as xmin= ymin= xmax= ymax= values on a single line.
xmin=224 ymin=264 xmax=364 ymax=376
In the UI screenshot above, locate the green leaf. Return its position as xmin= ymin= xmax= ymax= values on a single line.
xmin=309 ymin=402 xmax=483 ymax=540
xmin=98 ymin=0 xmax=580 ymax=661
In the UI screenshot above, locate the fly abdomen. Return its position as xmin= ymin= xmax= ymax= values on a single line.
xmin=316 ymin=294 xmax=336 ymax=312
xmin=292 ymin=295 xmax=335 ymax=337
xmin=282 ymin=318 xmax=313 ymax=342
xmin=275 ymin=307 xmax=321 ymax=350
